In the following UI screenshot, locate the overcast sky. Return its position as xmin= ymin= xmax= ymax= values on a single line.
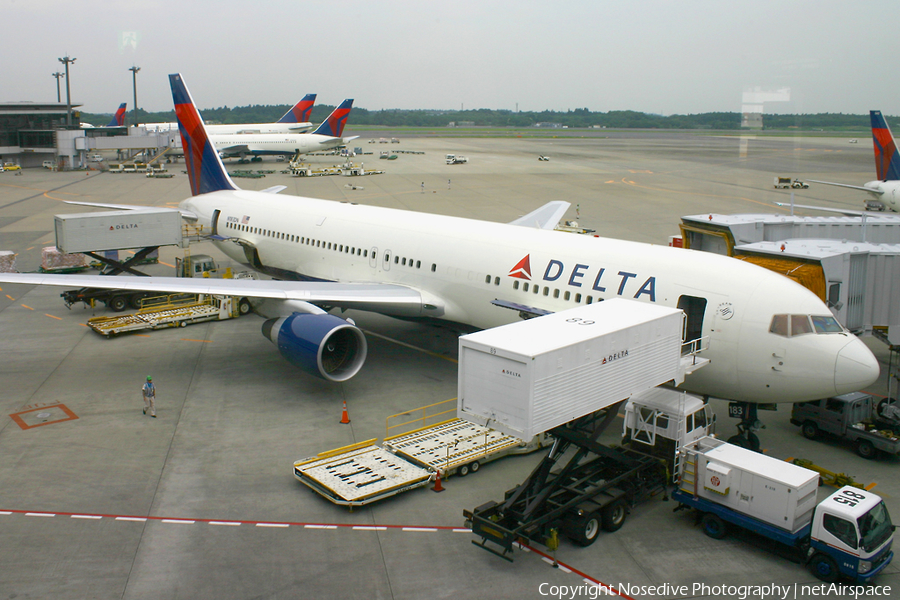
xmin=4 ymin=0 xmax=899 ymax=116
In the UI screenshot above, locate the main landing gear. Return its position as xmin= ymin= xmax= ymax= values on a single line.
xmin=726 ymin=402 xmax=762 ymax=452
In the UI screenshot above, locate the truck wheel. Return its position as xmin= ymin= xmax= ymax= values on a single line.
xmin=469 ymin=461 xmax=480 ymax=473
xmin=855 ymin=439 xmax=876 ymax=459
xmin=808 ymin=553 xmax=840 ymax=583
xmin=801 ymin=422 xmax=818 ymax=440
xmin=238 ymin=298 xmax=252 ymax=315
xmin=601 ymin=500 xmax=627 ymax=532
xmin=128 ymin=293 xmax=147 ymax=310
xmin=701 ymin=513 xmax=728 ymax=540
xmin=458 ymin=464 xmax=470 ymax=477
xmin=108 ymin=296 xmax=127 ymax=312
xmin=570 ymin=511 xmax=601 ymax=547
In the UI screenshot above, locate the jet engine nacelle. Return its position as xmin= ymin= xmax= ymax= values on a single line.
xmin=262 ymin=313 xmax=367 ymax=382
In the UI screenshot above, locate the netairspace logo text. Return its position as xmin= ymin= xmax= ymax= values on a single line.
xmin=537 ymin=582 xmax=893 ymax=599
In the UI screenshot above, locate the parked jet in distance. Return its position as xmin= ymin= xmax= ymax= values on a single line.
xmin=209 ymin=98 xmax=355 ymax=161
xmin=0 ymin=74 xmax=880 ymax=450
xmin=79 ymin=103 xmax=127 ymax=128
xmin=107 ymin=103 xmax=127 ymax=127
xmin=140 ymin=94 xmax=317 ymax=135
xmin=808 ymin=110 xmax=900 ymax=212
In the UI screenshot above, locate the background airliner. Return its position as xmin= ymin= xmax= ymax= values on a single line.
xmin=809 ymin=110 xmax=900 ymax=211
xmin=210 ymin=99 xmax=355 ymax=161
xmin=140 ymin=94 xmax=317 ymax=135
xmin=0 ymin=74 xmax=880 ymax=450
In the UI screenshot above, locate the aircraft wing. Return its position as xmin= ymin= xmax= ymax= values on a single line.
xmin=806 ymin=180 xmax=884 ymax=195
xmin=508 ymin=201 xmax=571 ymax=230
xmin=0 ymin=274 xmax=428 ymax=316
xmin=219 ymin=144 xmax=250 ymax=156
xmin=774 ymin=202 xmax=870 ymax=217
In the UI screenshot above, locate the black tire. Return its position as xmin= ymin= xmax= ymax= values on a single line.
xmin=747 ymin=432 xmax=761 ymax=452
xmin=569 ymin=511 xmax=601 ymax=547
xmin=457 ymin=464 xmax=470 ymax=477
xmin=808 ymin=553 xmax=840 ymax=583
xmin=128 ymin=293 xmax=147 ymax=310
xmin=238 ymin=298 xmax=252 ymax=316
xmin=701 ymin=513 xmax=728 ymax=540
xmin=601 ymin=500 xmax=627 ymax=532
xmin=108 ymin=296 xmax=127 ymax=312
xmin=469 ymin=461 xmax=480 ymax=473
xmin=856 ymin=439 xmax=876 ymax=459
xmin=727 ymin=434 xmax=750 ymax=449
xmin=802 ymin=422 xmax=819 ymax=440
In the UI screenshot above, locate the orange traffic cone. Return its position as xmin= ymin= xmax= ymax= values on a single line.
xmin=432 ymin=470 xmax=444 ymax=493
xmin=339 ymin=400 xmax=350 ymax=424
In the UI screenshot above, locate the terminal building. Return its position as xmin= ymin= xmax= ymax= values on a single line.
xmin=0 ymin=102 xmax=175 ymax=170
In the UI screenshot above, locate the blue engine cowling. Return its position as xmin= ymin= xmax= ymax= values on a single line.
xmin=261 ymin=313 xmax=367 ymax=382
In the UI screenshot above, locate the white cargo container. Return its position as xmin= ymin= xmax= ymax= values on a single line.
xmin=54 ymin=208 xmax=183 ymax=254
xmin=679 ymin=436 xmax=818 ymax=532
xmin=458 ymin=299 xmax=684 ymax=440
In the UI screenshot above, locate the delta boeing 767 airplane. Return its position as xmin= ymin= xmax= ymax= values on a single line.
xmin=0 ymin=74 xmax=880 ymax=448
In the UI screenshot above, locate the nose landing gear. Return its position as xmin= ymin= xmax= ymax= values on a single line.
xmin=727 ymin=402 xmax=763 ymax=452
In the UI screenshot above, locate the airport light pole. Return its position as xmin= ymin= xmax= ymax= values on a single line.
xmin=129 ymin=65 xmax=140 ymax=126
xmin=58 ymin=55 xmax=76 ymax=127
xmin=52 ymin=72 xmax=65 ymax=103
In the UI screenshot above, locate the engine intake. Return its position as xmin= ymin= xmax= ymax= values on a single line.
xmin=262 ymin=313 xmax=367 ymax=382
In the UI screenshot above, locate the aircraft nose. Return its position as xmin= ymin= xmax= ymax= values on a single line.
xmin=834 ymin=337 xmax=880 ymax=393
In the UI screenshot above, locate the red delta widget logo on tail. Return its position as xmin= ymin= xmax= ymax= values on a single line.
xmin=508 ymin=254 xmax=657 ymax=301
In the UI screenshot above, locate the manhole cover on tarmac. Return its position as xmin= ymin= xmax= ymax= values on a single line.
xmin=9 ymin=404 xmax=79 ymax=430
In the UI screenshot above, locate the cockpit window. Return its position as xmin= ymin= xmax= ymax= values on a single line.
xmin=791 ymin=315 xmax=813 ymax=336
xmin=770 ymin=314 xmax=845 ymax=337
xmin=811 ymin=315 xmax=844 ymax=334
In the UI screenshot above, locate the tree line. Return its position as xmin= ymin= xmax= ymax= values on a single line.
xmin=80 ymin=105 xmax=884 ymax=131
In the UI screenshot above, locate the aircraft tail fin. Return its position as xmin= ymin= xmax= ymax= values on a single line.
xmin=870 ymin=110 xmax=900 ymax=181
xmin=278 ymin=94 xmax=317 ymax=124
xmin=107 ymin=103 xmax=127 ymax=127
xmin=169 ymin=74 xmax=238 ymax=196
xmin=311 ymin=99 xmax=353 ymax=137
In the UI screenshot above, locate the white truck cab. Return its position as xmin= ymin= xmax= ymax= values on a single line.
xmin=809 ymin=486 xmax=895 ymax=582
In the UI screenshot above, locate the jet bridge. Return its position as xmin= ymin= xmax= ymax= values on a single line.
xmin=680 ymin=213 xmax=900 ymax=256
xmin=734 ymin=239 xmax=900 ymax=345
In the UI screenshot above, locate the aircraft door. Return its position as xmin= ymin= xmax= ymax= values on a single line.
xmin=369 ymin=247 xmax=378 ymax=269
xmin=211 ymin=209 xmax=221 ymax=236
xmin=677 ymin=295 xmax=707 ymax=352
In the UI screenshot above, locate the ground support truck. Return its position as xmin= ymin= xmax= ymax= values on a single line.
xmin=672 ymin=436 xmax=894 ymax=583
xmin=293 ymin=418 xmax=544 ymax=508
xmin=790 ymin=392 xmax=900 ymax=459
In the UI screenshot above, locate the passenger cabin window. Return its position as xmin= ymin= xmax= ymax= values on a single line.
xmin=770 ymin=314 xmax=845 ymax=337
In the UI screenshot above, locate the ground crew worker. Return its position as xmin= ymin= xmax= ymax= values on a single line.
xmin=142 ymin=376 xmax=157 ymax=418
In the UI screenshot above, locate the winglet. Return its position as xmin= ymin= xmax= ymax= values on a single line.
xmin=278 ymin=94 xmax=317 ymax=124
xmin=107 ymin=103 xmax=127 ymax=127
xmin=870 ymin=110 xmax=900 ymax=182
xmin=169 ymin=73 xmax=238 ymax=196
xmin=311 ymin=99 xmax=353 ymax=137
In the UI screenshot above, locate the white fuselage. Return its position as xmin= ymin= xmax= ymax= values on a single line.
xmin=209 ymin=133 xmax=345 ymax=157
xmin=141 ymin=122 xmax=312 ymax=135
xmin=181 ymin=190 xmax=880 ymax=405
xmin=864 ymin=180 xmax=900 ymax=211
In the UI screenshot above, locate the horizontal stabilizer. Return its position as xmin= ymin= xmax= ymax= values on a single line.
xmin=508 ymin=201 xmax=571 ymax=230
xmin=63 ymin=201 xmax=198 ymax=221
xmin=806 ymin=180 xmax=884 ymax=195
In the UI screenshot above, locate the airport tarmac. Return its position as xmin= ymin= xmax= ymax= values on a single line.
xmin=0 ymin=130 xmax=897 ymax=600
